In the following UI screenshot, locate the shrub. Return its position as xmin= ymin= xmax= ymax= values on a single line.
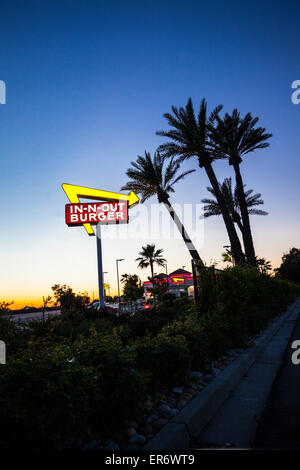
xmin=0 ymin=344 xmax=103 ymax=449
xmin=132 ymin=334 xmax=191 ymax=392
xmin=161 ymin=313 xmax=211 ymax=370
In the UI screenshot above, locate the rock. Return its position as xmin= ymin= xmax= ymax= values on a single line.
xmin=153 ymin=418 xmax=169 ymax=431
xmin=82 ymin=439 xmax=102 ymax=450
xmin=126 ymin=427 xmax=137 ymax=438
xmin=158 ymin=404 xmax=171 ymax=414
xmin=139 ymin=424 xmax=154 ymax=435
xmin=104 ymin=441 xmax=120 ymax=451
xmin=123 ymin=419 xmax=139 ymax=429
xmin=146 ymin=434 xmax=154 ymax=441
xmin=146 ymin=413 xmax=159 ymax=424
xmin=189 ymin=371 xmax=202 ymax=381
xmin=212 ymin=367 xmax=221 ymax=376
xmin=172 ymin=387 xmax=183 ymax=394
xmin=177 ymin=400 xmax=187 ymax=410
xmin=136 ymin=415 xmax=146 ymax=424
xmin=189 ymin=382 xmax=199 ymax=390
xmin=129 ymin=434 xmax=146 ymax=446
xmin=181 ymin=393 xmax=192 ymax=403
xmin=204 ymin=374 xmax=213 ymax=381
xmin=168 ymin=408 xmax=179 ymax=418
xmin=144 ymin=399 xmax=153 ymax=410
xmin=166 ymin=396 xmax=177 ymax=407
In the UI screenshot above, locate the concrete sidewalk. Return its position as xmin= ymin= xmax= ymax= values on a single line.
xmin=193 ymin=297 xmax=300 ymax=449
xmin=253 ymin=304 xmax=300 ymax=449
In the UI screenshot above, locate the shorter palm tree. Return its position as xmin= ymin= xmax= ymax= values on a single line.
xmin=201 ymin=177 xmax=268 ymax=236
xmin=222 ymin=248 xmax=233 ymax=265
xmin=120 ymin=273 xmax=130 ymax=284
xmin=122 ymin=151 xmax=203 ymax=262
xmin=135 ymin=244 xmax=166 ymax=280
xmin=256 ymin=257 xmax=272 ymax=274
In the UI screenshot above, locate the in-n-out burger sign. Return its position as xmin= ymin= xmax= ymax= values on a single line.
xmin=62 ymin=183 xmax=140 ymax=309
xmin=66 ymin=201 xmax=129 ymax=226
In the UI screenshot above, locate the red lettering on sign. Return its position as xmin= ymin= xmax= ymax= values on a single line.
xmin=65 ymin=202 xmax=129 ymax=226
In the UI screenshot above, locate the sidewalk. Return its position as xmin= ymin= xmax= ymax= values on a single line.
xmin=253 ymin=305 xmax=300 ymax=449
xmin=192 ymin=297 xmax=300 ymax=449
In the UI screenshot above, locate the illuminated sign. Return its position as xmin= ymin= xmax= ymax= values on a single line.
xmin=65 ymin=202 xmax=129 ymax=226
xmin=62 ymin=183 xmax=139 ymax=236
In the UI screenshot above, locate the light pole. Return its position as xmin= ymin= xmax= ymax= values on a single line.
xmin=103 ymin=272 xmax=108 ymax=301
xmin=116 ymin=259 xmax=124 ymax=302
xmin=163 ymin=263 xmax=168 ymax=275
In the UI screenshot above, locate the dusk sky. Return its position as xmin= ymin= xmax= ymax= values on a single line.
xmin=1 ymin=0 xmax=299 ymax=308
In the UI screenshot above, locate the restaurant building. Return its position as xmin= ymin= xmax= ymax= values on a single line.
xmin=143 ymin=268 xmax=194 ymax=298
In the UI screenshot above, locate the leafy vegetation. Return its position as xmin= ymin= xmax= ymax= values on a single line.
xmin=0 ymin=267 xmax=299 ymax=449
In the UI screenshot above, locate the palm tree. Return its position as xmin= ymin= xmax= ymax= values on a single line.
xmin=121 ymin=151 xmax=203 ymax=262
xmin=222 ymin=248 xmax=233 ymax=265
xmin=156 ymin=98 xmax=245 ymax=264
xmin=201 ymin=177 xmax=268 ymax=236
xmin=211 ymin=110 xmax=272 ymax=265
xmin=120 ymin=273 xmax=130 ymax=284
xmin=256 ymin=257 xmax=272 ymax=274
xmin=135 ymin=244 xmax=166 ymax=280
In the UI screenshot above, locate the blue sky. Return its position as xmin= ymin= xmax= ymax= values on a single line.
xmin=1 ymin=0 xmax=299 ymax=306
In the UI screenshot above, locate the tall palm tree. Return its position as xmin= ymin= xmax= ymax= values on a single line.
xmin=156 ymin=98 xmax=245 ymax=264
xmin=121 ymin=151 xmax=203 ymax=262
xmin=211 ymin=110 xmax=272 ymax=266
xmin=201 ymin=177 xmax=268 ymax=236
xmin=135 ymin=243 xmax=166 ymax=280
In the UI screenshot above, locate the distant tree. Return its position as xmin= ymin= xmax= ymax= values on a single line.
xmin=135 ymin=244 xmax=167 ymax=280
xmin=122 ymin=274 xmax=144 ymax=300
xmin=0 ymin=301 xmax=13 ymax=315
xmin=275 ymin=248 xmax=300 ymax=283
xmin=41 ymin=295 xmax=52 ymax=322
xmin=256 ymin=257 xmax=272 ymax=274
xmin=201 ymin=177 xmax=268 ymax=236
xmin=51 ymin=284 xmax=90 ymax=313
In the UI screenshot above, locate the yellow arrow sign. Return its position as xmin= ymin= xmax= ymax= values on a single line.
xmin=62 ymin=183 xmax=139 ymax=235
xmin=172 ymin=277 xmax=185 ymax=283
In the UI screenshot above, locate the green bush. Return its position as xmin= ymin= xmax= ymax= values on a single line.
xmin=0 ymin=344 xmax=103 ymax=449
xmin=132 ymin=334 xmax=191 ymax=392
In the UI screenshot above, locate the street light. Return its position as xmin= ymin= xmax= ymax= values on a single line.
xmin=116 ymin=259 xmax=124 ymax=302
xmin=163 ymin=263 xmax=168 ymax=275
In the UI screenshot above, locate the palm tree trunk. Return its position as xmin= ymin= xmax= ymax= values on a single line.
xmin=235 ymin=217 xmax=244 ymax=235
xmin=150 ymin=260 xmax=154 ymax=280
xmin=233 ymin=163 xmax=257 ymax=266
xmin=205 ymin=163 xmax=245 ymax=264
xmin=163 ymin=198 xmax=204 ymax=264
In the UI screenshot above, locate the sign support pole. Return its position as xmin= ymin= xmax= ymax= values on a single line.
xmin=96 ymin=223 xmax=105 ymax=309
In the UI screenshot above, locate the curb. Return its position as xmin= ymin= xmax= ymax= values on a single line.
xmin=144 ymin=297 xmax=300 ymax=450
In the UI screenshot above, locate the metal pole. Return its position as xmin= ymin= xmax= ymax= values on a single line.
xmin=96 ymin=223 xmax=105 ymax=309
xmin=116 ymin=260 xmax=120 ymax=300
